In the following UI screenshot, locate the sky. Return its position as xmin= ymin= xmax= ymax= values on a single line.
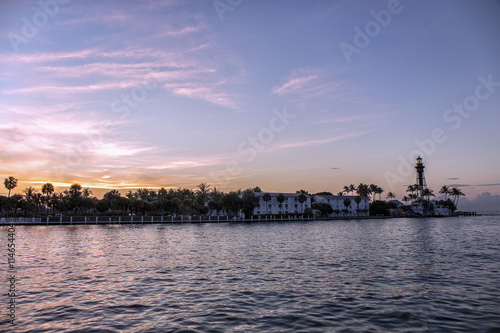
xmin=1 ymin=0 xmax=499 ymax=209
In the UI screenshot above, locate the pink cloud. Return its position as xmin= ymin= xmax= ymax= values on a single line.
xmin=1 ymin=46 xmax=238 ymax=108
xmin=272 ymin=131 xmax=371 ymax=150
xmin=172 ymin=86 xmax=237 ymax=109
xmin=272 ymin=75 xmax=318 ymax=95
xmin=271 ymin=68 xmax=346 ymax=100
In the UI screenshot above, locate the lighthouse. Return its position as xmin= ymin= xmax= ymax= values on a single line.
xmin=410 ymin=156 xmax=451 ymax=217
xmin=415 ymin=156 xmax=427 ymax=200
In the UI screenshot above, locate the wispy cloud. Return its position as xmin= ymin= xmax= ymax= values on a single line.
xmin=448 ymin=183 xmax=500 ymax=187
xmin=0 ymin=49 xmax=96 ymax=64
xmin=1 ymin=47 xmax=239 ymax=108
xmin=316 ymin=114 xmax=384 ymax=124
xmin=272 ymin=74 xmax=319 ymax=95
xmin=147 ymin=157 xmax=226 ymax=171
xmin=170 ymin=84 xmax=237 ymax=109
xmin=139 ymin=0 xmax=181 ymax=9
xmin=0 ymin=106 xmax=157 ymax=183
xmin=90 ymin=143 xmax=155 ymax=158
xmin=271 ymin=130 xmax=371 ymax=150
xmin=271 ymin=68 xmax=345 ymax=99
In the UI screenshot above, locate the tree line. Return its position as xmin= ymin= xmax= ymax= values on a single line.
xmin=1 ymin=177 xmax=258 ymax=218
xmin=1 ymin=177 xmax=464 ymax=218
xmin=1 ymin=178 xmax=306 ymax=218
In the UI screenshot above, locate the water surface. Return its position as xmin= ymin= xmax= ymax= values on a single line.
xmin=2 ymin=217 xmax=499 ymax=332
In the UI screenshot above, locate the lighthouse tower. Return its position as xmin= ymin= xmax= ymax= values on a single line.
xmin=415 ymin=156 xmax=427 ymax=199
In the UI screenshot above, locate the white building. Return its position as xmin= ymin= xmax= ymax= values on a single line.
xmin=411 ymin=200 xmax=451 ymax=216
xmin=313 ymin=195 xmax=370 ymax=217
xmin=253 ymin=192 xmax=312 ymax=215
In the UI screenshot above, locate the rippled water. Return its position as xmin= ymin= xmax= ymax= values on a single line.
xmin=2 ymin=217 xmax=499 ymax=332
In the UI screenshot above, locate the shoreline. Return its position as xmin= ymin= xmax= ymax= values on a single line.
xmin=1 ymin=214 xmax=485 ymax=226
xmin=1 ymin=215 xmax=384 ymax=226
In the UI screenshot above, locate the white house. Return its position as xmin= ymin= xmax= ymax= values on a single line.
xmin=434 ymin=204 xmax=451 ymax=216
xmin=313 ymin=195 xmax=370 ymax=217
xmin=253 ymin=192 xmax=312 ymax=215
xmin=411 ymin=200 xmax=451 ymax=216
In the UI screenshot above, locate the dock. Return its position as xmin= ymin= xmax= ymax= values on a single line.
xmin=453 ymin=211 xmax=479 ymax=216
xmin=0 ymin=215 xmax=316 ymax=226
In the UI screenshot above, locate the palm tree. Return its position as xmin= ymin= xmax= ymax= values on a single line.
xmin=450 ymin=187 xmax=465 ymax=207
xmin=33 ymin=193 xmax=43 ymax=215
xmin=158 ymin=187 xmax=167 ymax=198
xmin=298 ymin=194 xmax=307 ymax=213
xmin=4 ymin=176 xmax=18 ymax=198
xmin=354 ymin=196 xmax=362 ymax=216
xmin=23 ymin=186 xmax=37 ymax=215
xmin=195 ymin=183 xmax=211 ymax=214
xmin=356 ymin=183 xmax=371 ymax=198
xmin=386 ymin=192 xmax=396 ymax=200
xmin=343 ymin=198 xmax=351 ymax=216
xmin=422 ymin=188 xmax=435 ymax=201
xmin=82 ymin=188 xmax=93 ymax=199
xmin=402 ymin=196 xmax=410 ymax=206
xmin=406 ymin=185 xmax=419 ymax=202
xmin=277 ymin=194 xmax=285 ymax=213
xmin=10 ymin=194 xmax=23 ymax=216
xmin=349 ymin=184 xmax=357 ymax=196
xmin=68 ymin=184 xmax=83 ymax=214
xmin=68 ymin=184 xmax=81 ymax=196
xmin=262 ymin=193 xmax=272 ymax=214
xmin=343 ymin=185 xmax=350 ymax=195
xmin=439 ymin=186 xmax=450 ymax=201
xmin=369 ymin=184 xmax=378 ymax=202
xmin=197 ymin=183 xmax=211 ymax=195
xmin=42 ymin=183 xmax=55 ymax=214
xmin=337 ymin=191 xmax=344 ymax=196
xmin=211 ymin=186 xmax=221 ymax=197
xmin=368 ymin=184 xmax=384 ymax=202
xmin=222 ymin=191 xmax=243 ymax=217
xmin=296 ymin=189 xmax=311 ymax=195
xmin=406 ymin=184 xmax=416 ymax=195
xmin=23 ymin=186 xmax=37 ymax=200
xmin=241 ymin=189 xmax=259 ymax=218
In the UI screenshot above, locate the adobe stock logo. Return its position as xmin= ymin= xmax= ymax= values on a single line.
xmin=384 ymin=74 xmax=499 ymax=191
xmin=52 ymin=66 xmax=162 ymax=175
xmin=7 ymin=0 xmax=71 ymax=52
xmin=213 ymin=0 xmax=243 ymax=22
xmin=339 ymin=0 xmax=408 ymax=64
xmin=210 ymin=107 xmax=295 ymax=188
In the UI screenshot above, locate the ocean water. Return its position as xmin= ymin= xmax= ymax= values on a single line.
xmin=2 ymin=216 xmax=499 ymax=332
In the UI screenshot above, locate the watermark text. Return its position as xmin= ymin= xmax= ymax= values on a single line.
xmin=210 ymin=107 xmax=295 ymax=187
xmin=6 ymin=224 xmax=17 ymax=325
xmin=8 ymin=0 xmax=70 ymax=52
xmin=384 ymin=73 xmax=499 ymax=190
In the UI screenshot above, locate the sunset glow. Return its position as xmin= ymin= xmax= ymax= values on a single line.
xmin=1 ymin=0 xmax=499 ymax=209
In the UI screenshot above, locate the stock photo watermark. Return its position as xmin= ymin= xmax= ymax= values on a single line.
xmin=339 ymin=0 xmax=408 ymax=64
xmin=6 ymin=223 xmax=17 ymax=325
xmin=52 ymin=66 xmax=162 ymax=174
xmin=210 ymin=106 xmax=295 ymax=187
xmin=213 ymin=0 xmax=243 ymax=22
xmin=384 ymin=73 xmax=500 ymax=190
xmin=7 ymin=0 xmax=70 ymax=52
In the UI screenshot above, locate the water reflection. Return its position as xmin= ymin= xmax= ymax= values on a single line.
xmin=1 ymin=217 xmax=499 ymax=332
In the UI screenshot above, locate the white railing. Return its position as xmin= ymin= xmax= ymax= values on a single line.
xmin=1 ymin=217 xmax=42 ymax=224
xmin=0 ymin=215 xmax=315 ymax=225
